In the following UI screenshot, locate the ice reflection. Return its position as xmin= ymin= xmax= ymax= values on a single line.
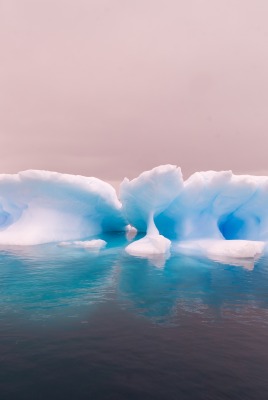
xmin=0 ymin=234 xmax=268 ymax=325
xmin=118 ymin=251 xmax=268 ymax=323
xmin=0 ymin=243 xmax=119 ymax=322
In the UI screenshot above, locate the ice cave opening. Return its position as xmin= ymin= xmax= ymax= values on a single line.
xmin=218 ymin=212 xmax=261 ymax=240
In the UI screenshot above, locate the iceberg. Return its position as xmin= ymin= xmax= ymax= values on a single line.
xmin=163 ymin=170 xmax=268 ymax=241
xmin=1 ymin=164 xmax=268 ymax=267
xmin=120 ymin=165 xmax=268 ymax=264
xmin=0 ymin=170 xmax=126 ymax=245
xmin=120 ymin=165 xmax=268 ymax=242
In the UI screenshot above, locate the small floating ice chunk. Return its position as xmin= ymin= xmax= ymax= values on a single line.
xmin=58 ymin=239 xmax=107 ymax=250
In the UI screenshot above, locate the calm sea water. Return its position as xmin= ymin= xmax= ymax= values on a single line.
xmin=0 ymin=233 xmax=268 ymax=400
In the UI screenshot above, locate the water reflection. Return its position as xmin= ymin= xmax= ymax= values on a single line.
xmin=118 ymin=252 xmax=268 ymax=323
xmin=0 ymin=243 xmax=120 ymax=322
xmin=0 ymin=234 xmax=268 ymax=325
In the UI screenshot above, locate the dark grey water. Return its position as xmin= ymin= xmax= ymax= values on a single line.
xmin=0 ymin=233 xmax=268 ymax=400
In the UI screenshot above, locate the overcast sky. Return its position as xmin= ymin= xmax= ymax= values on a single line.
xmin=1 ymin=0 xmax=268 ymax=181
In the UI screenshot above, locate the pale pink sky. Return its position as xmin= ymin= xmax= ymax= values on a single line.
xmin=1 ymin=0 xmax=268 ymax=181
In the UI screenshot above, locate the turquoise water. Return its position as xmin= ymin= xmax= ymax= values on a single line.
xmin=0 ymin=233 xmax=268 ymax=399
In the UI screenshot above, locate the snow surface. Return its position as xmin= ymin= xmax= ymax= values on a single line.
xmin=0 ymin=170 xmax=126 ymax=245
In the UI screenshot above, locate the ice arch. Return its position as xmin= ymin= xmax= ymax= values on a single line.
xmin=120 ymin=166 xmax=268 ymax=243
xmin=0 ymin=170 xmax=126 ymax=245
xmin=1 ymin=165 xmax=268 ymax=248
